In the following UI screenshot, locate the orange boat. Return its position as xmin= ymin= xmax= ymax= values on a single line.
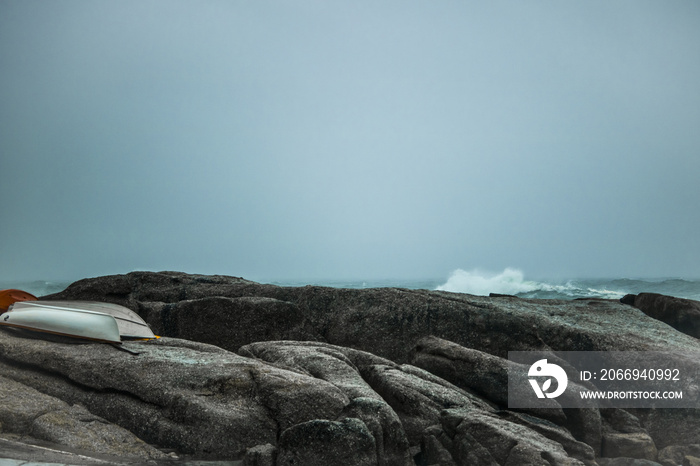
xmin=0 ymin=289 xmax=38 ymax=312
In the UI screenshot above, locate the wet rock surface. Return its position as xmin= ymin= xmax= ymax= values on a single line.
xmin=0 ymin=271 xmax=699 ymax=465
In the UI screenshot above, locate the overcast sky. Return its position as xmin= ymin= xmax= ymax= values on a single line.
xmin=1 ymin=1 xmax=699 ymax=283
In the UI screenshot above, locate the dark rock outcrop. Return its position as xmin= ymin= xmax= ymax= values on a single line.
xmin=601 ymin=432 xmax=658 ymax=461
xmin=277 ymin=418 xmax=378 ymax=466
xmin=239 ymin=340 xmax=415 ymax=466
xmin=0 ymin=331 xmax=348 ymax=460
xmin=620 ymin=294 xmax=637 ymax=306
xmin=410 ymin=335 xmax=599 ymax=461
xmin=628 ymin=293 xmax=700 ymax=339
xmin=0 ymin=271 xmax=699 ymax=465
xmin=0 ymin=374 xmax=166 ymax=462
xmin=46 ymin=271 xmax=699 ymax=360
xmin=657 ymin=444 xmax=700 ymax=466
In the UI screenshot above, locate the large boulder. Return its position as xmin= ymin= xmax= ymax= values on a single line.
xmin=410 ymin=336 xmax=602 ymax=454
xmin=277 ymin=418 xmax=378 ymax=466
xmin=0 ymin=329 xmax=349 ymax=459
xmin=240 ymin=340 xmax=414 ymax=466
xmin=628 ymin=293 xmax=700 ymax=339
xmin=0 ymin=375 xmax=166 ymax=462
xmin=239 ymin=340 xmax=600 ymax=466
xmin=139 ymin=296 xmax=315 ymax=347
xmin=239 ymin=340 xmax=481 ymax=464
xmin=434 ymin=408 xmax=588 ymax=466
xmin=601 ymin=432 xmax=658 ymax=461
xmin=657 ymin=444 xmax=700 ymax=466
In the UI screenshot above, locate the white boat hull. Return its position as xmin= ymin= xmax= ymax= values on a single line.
xmin=12 ymin=301 xmax=156 ymax=339
xmin=1 ymin=307 xmax=121 ymax=344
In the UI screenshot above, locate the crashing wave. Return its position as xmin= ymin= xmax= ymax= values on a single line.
xmin=435 ymin=268 xmax=627 ymax=299
xmin=436 ymin=268 xmax=540 ymax=296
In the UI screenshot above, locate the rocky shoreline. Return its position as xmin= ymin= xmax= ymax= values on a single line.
xmin=1 ymin=271 xmax=699 ymax=465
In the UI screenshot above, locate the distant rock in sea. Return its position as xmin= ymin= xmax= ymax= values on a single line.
xmin=0 ymin=270 xmax=698 ymax=465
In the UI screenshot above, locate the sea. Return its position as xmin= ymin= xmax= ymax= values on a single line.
xmin=3 ymin=268 xmax=700 ymax=301
xmin=271 ymin=268 xmax=700 ymax=301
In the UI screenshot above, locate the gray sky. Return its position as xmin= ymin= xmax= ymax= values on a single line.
xmin=2 ymin=1 xmax=699 ymax=283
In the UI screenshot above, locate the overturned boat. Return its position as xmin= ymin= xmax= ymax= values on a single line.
xmin=0 ymin=300 xmax=156 ymax=343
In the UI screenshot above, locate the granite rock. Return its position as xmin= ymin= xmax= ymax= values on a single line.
xmin=0 ymin=271 xmax=698 ymax=464
xmin=630 ymin=293 xmax=700 ymax=339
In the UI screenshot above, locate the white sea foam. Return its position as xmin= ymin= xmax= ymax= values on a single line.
xmin=436 ymin=268 xmax=540 ymax=296
xmin=435 ymin=268 xmax=630 ymax=299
